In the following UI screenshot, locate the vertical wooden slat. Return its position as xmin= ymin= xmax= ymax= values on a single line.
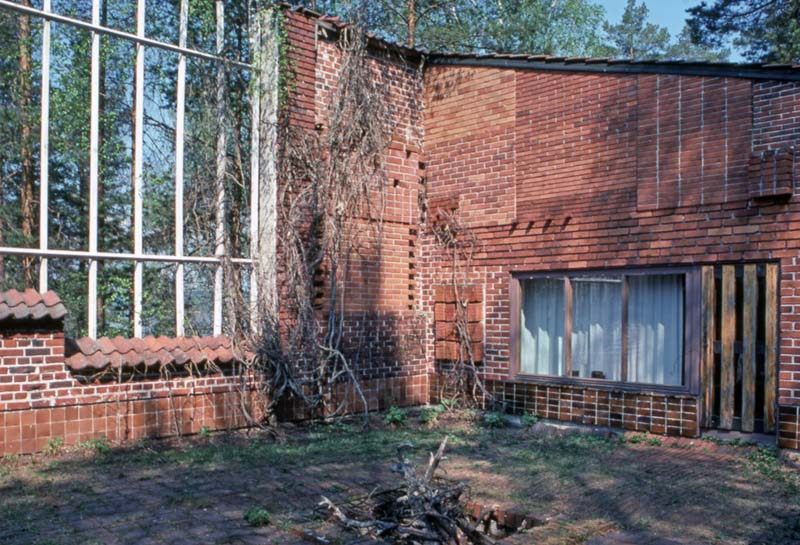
xmin=741 ymin=264 xmax=757 ymax=432
xmin=764 ymin=263 xmax=778 ymax=433
xmin=701 ymin=266 xmax=716 ymax=427
xmin=720 ymin=264 xmax=736 ymax=430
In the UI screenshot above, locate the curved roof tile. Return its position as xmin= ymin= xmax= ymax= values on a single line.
xmin=64 ymin=334 xmax=252 ymax=373
xmin=0 ymin=289 xmax=68 ymax=323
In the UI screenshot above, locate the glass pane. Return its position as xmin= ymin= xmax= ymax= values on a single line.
xmin=520 ymin=278 xmax=564 ymax=375
xmin=49 ymin=20 xmax=90 ymax=251
xmin=627 ymin=274 xmax=684 ymax=386
xmin=571 ymin=277 xmax=622 ymax=380
xmin=142 ymin=262 xmax=175 ymax=336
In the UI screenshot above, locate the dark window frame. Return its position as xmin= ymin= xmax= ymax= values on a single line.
xmin=509 ymin=266 xmax=702 ymax=395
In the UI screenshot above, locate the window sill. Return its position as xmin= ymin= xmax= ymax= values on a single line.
xmin=508 ymin=372 xmax=699 ymax=398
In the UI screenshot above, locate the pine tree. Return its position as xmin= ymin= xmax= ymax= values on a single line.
xmin=687 ymin=0 xmax=800 ymax=63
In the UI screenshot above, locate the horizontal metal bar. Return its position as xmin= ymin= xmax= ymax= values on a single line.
xmin=0 ymin=246 xmax=254 ymax=265
xmin=0 ymin=0 xmax=253 ymax=69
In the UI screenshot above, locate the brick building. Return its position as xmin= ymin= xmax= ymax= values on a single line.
xmin=2 ymin=5 xmax=800 ymax=453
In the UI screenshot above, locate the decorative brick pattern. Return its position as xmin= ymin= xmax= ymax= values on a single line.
xmin=778 ymin=405 xmax=800 ymax=449
xmin=637 ymin=75 xmax=752 ymax=210
xmin=486 ymin=381 xmax=700 ymax=438
xmin=433 ymin=285 xmax=483 ymax=362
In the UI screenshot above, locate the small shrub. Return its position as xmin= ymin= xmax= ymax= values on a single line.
xmin=521 ymin=413 xmax=539 ymax=427
xmin=483 ymin=412 xmax=505 ymax=428
xmin=419 ymin=406 xmax=443 ymax=425
xmin=439 ymin=398 xmax=458 ymax=412
xmin=383 ymin=406 xmax=407 ymax=426
xmin=198 ymin=426 xmax=211 ymax=438
xmin=44 ymin=436 xmax=64 ymax=456
xmin=79 ymin=436 xmax=111 ymax=456
xmin=244 ymin=506 xmax=271 ymax=527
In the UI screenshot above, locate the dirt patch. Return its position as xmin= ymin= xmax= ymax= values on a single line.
xmin=0 ymin=413 xmax=797 ymax=545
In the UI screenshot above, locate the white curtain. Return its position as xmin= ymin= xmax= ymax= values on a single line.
xmin=520 ymin=278 xmax=564 ymax=375
xmin=571 ymin=278 xmax=622 ymax=381
xmin=627 ymin=274 xmax=683 ymax=385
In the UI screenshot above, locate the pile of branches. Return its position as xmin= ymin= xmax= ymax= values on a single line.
xmin=320 ymin=438 xmax=495 ymax=545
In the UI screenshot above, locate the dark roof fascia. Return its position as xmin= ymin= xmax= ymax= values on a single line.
xmin=428 ymin=55 xmax=800 ymax=82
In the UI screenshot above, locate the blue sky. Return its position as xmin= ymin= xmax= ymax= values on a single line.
xmin=598 ymin=0 xmax=698 ymax=36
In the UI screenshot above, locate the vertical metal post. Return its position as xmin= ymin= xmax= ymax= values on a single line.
xmin=213 ymin=0 xmax=226 ymax=336
xmin=38 ymin=0 xmax=51 ymax=293
xmin=132 ymin=0 xmax=145 ymax=337
xmin=174 ymin=0 xmax=188 ymax=336
xmin=87 ymin=0 xmax=100 ymax=338
xmin=259 ymin=8 xmax=280 ymax=319
xmin=248 ymin=1 xmax=260 ymax=326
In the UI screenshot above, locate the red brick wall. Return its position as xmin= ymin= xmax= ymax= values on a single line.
xmin=282 ymin=10 xmax=430 ymax=381
xmin=0 ymin=328 xmax=259 ymax=455
xmin=423 ymin=65 xmax=800 ymax=444
xmin=0 ymin=323 xmax=429 ymax=455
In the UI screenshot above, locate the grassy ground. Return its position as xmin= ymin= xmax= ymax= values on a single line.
xmin=0 ymin=409 xmax=798 ymax=545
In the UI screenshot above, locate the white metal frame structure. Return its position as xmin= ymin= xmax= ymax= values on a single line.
xmin=0 ymin=0 xmax=268 ymax=338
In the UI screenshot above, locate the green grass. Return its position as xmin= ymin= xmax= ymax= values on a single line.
xmin=743 ymin=446 xmax=799 ymax=496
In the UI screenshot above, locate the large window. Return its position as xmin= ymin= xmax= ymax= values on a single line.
xmin=515 ymin=270 xmax=690 ymax=388
xmin=0 ymin=0 xmax=271 ymax=339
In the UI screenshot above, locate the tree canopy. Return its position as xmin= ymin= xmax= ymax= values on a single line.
xmin=295 ymin=0 xmax=729 ymax=60
xmin=687 ymin=0 xmax=800 ymax=63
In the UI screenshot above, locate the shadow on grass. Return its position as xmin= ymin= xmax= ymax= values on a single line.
xmin=0 ymin=420 xmax=797 ymax=545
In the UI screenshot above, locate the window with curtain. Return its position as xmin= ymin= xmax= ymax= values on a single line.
xmin=517 ymin=271 xmax=685 ymax=387
xmin=520 ymin=278 xmax=564 ymax=375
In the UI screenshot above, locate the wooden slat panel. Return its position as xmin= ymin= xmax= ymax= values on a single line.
xmin=701 ymin=266 xmax=716 ymax=428
xmin=764 ymin=263 xmax=778 ymax=433
xmin=720 ymin=265 xmax=736 ymax=430
xmin=741 ymin=264 xmax=757 ymax=432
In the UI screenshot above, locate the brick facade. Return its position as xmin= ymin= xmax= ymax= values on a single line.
xmin=422 ymin=64 xmax=800 ymax=447
xmin=2 ymin=7 xmax=800 ymax=454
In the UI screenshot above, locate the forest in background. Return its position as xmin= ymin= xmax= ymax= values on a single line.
xmin=0 ymin=0 xmax=255 ymax=337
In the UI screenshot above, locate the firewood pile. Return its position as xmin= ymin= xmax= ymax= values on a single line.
xmin=319 ymin=437 xmax=496 ymax=545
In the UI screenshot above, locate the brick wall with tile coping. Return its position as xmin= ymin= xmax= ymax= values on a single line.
xmin=0 ymin=322 xmax=430 ymax=455
xmin=0 ymin=327 xmax=260 ymax=455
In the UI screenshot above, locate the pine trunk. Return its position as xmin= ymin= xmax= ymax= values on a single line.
xmin=18 ymin=0 xmax=35 ymax=287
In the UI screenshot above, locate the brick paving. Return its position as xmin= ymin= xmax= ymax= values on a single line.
xmin=0 ymin=421 xmax=797 ymax=545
